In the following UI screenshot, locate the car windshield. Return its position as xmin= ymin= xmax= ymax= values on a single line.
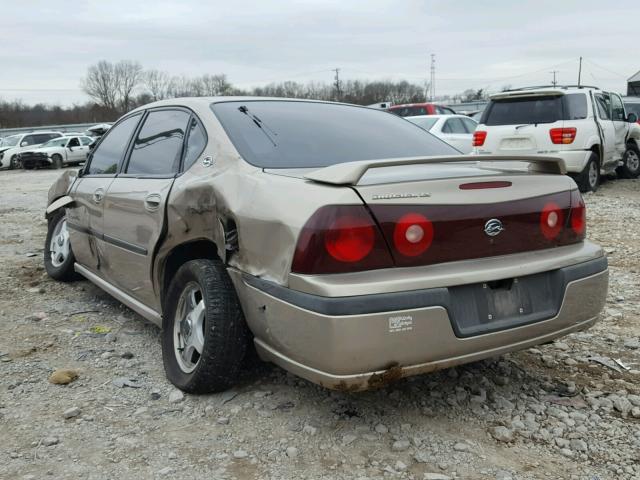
xmin=625 ymin=102 xmax=640 ymax=117
xmin=482 ymin=93 xmax=588 ymax=125
xmin=42 ymin=138 xmax=68 ymax=148
xmin=2 ymin=135 xmax=20 ymax=147
xmin=407 ymin=117 xmax=438 ymax=131
xmin=211 ymin=101 xmax=458 ymax=168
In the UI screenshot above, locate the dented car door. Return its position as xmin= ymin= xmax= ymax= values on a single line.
xmin=100 ymin=108 xmax=191 ymax=310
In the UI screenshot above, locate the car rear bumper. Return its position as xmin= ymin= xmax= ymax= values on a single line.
xmin=230 ymin=253 xmax=608 ymax=391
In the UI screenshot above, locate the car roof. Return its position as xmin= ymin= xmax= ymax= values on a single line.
xmin=129 ymin=96 xmax=352 ymax=114
xmin=406 ymin=114 xmax=472 ymax=120
xmin=490 ymin=86 xmax=600 ymax=100
xmin=388 ymin=102 xmax=442 ymax=108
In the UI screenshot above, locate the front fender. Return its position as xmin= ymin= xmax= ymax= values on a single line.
xmin=45 ymin=195 xmax=74 ymax=218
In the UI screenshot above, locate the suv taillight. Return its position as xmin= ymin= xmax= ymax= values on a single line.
xmin=472 ymin=130 xmax=487 ymax=146
xmin=291 ymin=205 xmax=393 ymax=274
xmin=549 ymin=127 xmax=577 ymax=144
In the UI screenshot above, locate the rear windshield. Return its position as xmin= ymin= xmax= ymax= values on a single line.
xmin=388 ymin=106 xmax=429 ymax=117
xmin=211 ymin=101 xmax=458 ymax=168
xmin=481 ymin=93 xmax=588 ymax=126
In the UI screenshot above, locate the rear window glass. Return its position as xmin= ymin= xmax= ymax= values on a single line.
xmin=389 ymin=106 xmax=429 ymax=117
xmin=407 ymin=117 xmax=438 ymax=131
xmin=481 ymin=93 xmax=588 ymax=126
xmin=211 ymin=101 xmax=458 ymax=168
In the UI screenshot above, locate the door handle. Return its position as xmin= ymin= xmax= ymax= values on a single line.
xmin=92 ymin=188 xmax=104 ymax=204
xmin=144 ymin=193 xmax=162 ymax=211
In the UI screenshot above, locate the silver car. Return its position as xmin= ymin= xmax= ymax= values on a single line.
xmin=44 ymin=98 xmax=609 ymax=392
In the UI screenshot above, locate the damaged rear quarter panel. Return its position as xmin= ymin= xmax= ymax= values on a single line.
xmin=152 ymin=101 xmax=362 ymax=309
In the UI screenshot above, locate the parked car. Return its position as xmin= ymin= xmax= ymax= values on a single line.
xmin=473 ymin=86 xmax=640 ymax=192
xmin=407 ymin=114 xmax=478 ymax=153
xmin=44 ymin=98 xmax=608 ymax=393
xmin=0 ymin=131 xmax=63 ymax=169
xmin=388 ymin=102 xmax=457 ymax=117
xmin=20 ymin=135 xmax=94 ymax=169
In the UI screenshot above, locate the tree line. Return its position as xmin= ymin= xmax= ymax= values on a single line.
xmin=0 ymin=59 xmax=492 ymax=129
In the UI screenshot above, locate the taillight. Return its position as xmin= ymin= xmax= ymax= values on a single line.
xmin=549 ymin=127 xmax=577 ymax=144
xmin=540 ymin=202 xmax=564 ymax=240
xmin=393 ymin=213 xmax=434 ymax=257
xmin=472 ymin=130 xmax=487 ymax=146
xmin=569 ymin=189 xmax=586 ymax=237
xmin=291 ymin=205 xmax=393 ymax=274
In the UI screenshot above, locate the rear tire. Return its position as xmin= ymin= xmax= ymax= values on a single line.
xmin=52 ymin=154 xmax=63 ymax=169
xmin=44 ymin=210 xmax=77 ymax=282
xmin=616 ymin=145 xmax=640 ymax=179
xmin=572 ymin=152 xmax=600 ymax=193
xmin=162 ymin=258 xmax=249 ymax=393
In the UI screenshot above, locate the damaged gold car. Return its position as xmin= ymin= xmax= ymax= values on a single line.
xmin=44 ymin=98 xmax=609 ymax=392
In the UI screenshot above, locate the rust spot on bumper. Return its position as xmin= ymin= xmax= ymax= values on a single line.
xmin=367 ymin=362 xmax=403 ymax=389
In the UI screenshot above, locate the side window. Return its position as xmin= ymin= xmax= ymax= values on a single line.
xmin=443 ymin=118 xmax=466 ymax=134
xmin=461 ymin=118 xmax=478 ymax=133
xmin=126 ymin=109 xmax=190 ymax=175
xmin=21 ymin=135 xmax=36 ymax=146
xmin=80 ymin=137 xmax=93 ymax=146
xmin=594 ymin=94 xmax=611 ymax=120
xmin=68 ymin=137 xmax=80 ymax=147
xmin=183 ymin=117 xmax=207 ymax=170
xmin=611 ymin=95 xmax=625 ymax=121
xmin=87 ymin=113 xmax=141 ymax=175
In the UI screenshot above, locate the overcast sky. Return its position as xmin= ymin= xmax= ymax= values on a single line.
xmin=1 ymin=0 xmax=638 ymax=106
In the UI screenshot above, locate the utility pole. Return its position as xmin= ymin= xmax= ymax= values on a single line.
xmin=429 ymin=54 xmax=436 ymax=101
xmin=550 ymin=70 xmax=558 ymax=87
xmin=333 ymin=68 xmax=342 ymax=101
xmin=577 ymin=57 xmax=582 ymax=87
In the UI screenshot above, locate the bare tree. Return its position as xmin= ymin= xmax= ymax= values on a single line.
xmin=144 ymin=69 xmax=171 ymax=101
xmin=200 ymin=74 xmax=232 ymax=96
xmin=115 ymin=60 xmax=143 ymax=112
xmin=81 ymin=61 xmax=120 ymax=111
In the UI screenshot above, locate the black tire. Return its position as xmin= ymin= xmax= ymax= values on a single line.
xmin=9 ymin=155 xmax=20 ymax=170
xmin=572 ymin=152 xmax=600 ymax=193
xmin=52 ymin=154 xmax=63 ymax=169
xmin=44 ymin=210 xmax=77 ymax=282
xmin=616 ymin=144 xmax=640 ymax=179
xmin=23 ymin=163 xmax=35 ymax=170
xmin=162 ymin=258 xmax=248 ymax=393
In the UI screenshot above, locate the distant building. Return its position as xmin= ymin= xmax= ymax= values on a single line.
xmin=628 ymin=70 xmax=640 ymax=96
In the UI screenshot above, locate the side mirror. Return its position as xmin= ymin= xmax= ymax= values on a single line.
xmin=20 ymin=141 xmax=28 ymax=147
xmin=628 ymin=113 xmax=638 ymax=123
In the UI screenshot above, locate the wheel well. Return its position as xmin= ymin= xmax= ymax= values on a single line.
xmin=161 ymin=240 xmax=220 ymax=308
xmin=589 ymin=145 xmax=601 ymax=164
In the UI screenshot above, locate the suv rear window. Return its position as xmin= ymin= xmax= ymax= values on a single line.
xmin=211 ymin=101 xmax=458 ymax=168
xmin=481 ymin=93 xmax=588 ymax=126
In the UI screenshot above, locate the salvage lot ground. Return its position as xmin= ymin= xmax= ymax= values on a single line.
xmin=0 ymin=168 xmax=639 ymax=480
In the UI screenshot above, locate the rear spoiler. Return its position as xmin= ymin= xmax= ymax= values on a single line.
xmin=490 ymin=90 xmax=565 ymax=100
xmin=304 ymin=155 xmax=567 ymax=186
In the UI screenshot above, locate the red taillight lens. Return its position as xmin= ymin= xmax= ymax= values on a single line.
xmin=569 ymin=189 xmax=586 ymax=236
xmin=291 ymin=205 xmax=394 ymax=274
xmin=393 ymin=213 xmax=434 ymax=257
xmin=325 ymin=215 xmax=375 ymax=262
xmin=472 ymin=130 xmax=487 ymax=146
xmin=540 ymin=202 xmax=564 ymax=240
xmin=549 ymin=127 xmax=577 ymax=144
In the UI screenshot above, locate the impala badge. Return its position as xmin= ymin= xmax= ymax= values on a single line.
xmin=484 ymin=218 xmax=504 ymax=237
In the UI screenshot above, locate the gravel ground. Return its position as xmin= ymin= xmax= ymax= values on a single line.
xmin=0 ymin=169 xmax=639 ymax=480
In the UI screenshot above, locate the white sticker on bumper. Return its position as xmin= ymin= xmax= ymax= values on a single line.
xmin=388 ymin=315 xmax=413 ymax=333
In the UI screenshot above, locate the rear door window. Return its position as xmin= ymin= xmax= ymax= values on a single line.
xmin=182 ymin=117 xmax=207 ymax=170
xmin=442 ymin=118 xmax=467 ymax=134
xmin=87 ymin=113 xmax=141 ymax=175
xmin=125 ymin=109 xmax=190 ymax=176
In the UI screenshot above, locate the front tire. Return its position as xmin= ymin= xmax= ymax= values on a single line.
xmin=573 ymin=152 xmax=600 ymax=193
xmin=162 ymin=258 xmax=248 ymax=393
xmin=617 ymin=145 xmax=640 ymax=179
xmin=52 ymin=154 xmax=63 ymax=169
xmin=9 ymin=155 xmax=20 ymax=170
xmin=44 ymin=210 xmax=77 ymax=281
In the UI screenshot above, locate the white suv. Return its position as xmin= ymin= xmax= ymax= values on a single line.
xmin=0 ymin=131 xmax=63 ymax=169
xmin=472 ymin=86 xmax=640 ymax=192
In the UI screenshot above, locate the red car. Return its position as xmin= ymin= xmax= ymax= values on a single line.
xmin=388 ymin=103 xmax=457 ymax=117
